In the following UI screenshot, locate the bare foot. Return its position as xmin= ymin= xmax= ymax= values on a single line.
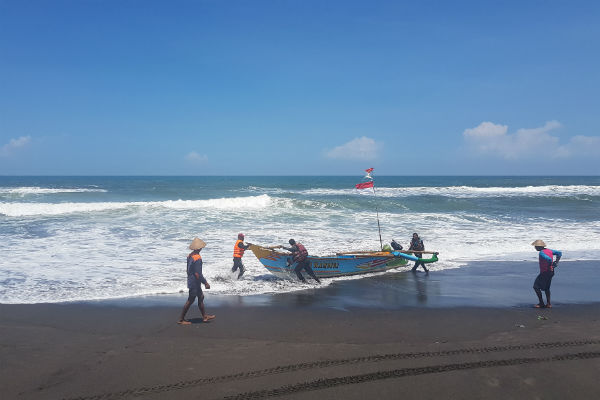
xmin=534 ymin=304 xmax=546 ymax=308
xmin=546 ymin=304 xmax=552 ymax=308
xmin=203 ymin=315 xmax=216 ymax=322
xmin=177 ymin=320 xmax=191 ymax=325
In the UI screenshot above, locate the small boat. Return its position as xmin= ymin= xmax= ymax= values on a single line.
xmin=249 ymin=168 xmax=439 ymax=280
xmin=248 ymin=244 xmax=438 ymax=279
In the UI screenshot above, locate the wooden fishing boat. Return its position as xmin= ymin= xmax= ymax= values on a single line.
xmin=248 ymin=244 xmax=438 ymax=279
xmin=249 ymin=168 xmax=439 ymax=280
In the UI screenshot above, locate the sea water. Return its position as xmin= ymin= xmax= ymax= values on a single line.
xmin=1 ymin=176 xmax=599 ymax=304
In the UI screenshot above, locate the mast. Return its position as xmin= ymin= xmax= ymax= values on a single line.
xmin=355 ymin=168 xmax=383 ymax=250
xmin=373 ymin=184 xmax=383 ymax=251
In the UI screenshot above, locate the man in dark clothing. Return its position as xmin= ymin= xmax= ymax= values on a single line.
xmin=409 ymin=232 xmax=428 ymax=273
xmin=282 ymin=238 xmax=321 ymax=284
xmin=232 ymin=233 xmax=250 ymax=279
xmin=178 ymin=237 xmax=215 ymax=324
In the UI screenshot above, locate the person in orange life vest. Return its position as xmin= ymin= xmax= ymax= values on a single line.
xmin=232 ymin=233 xmax=250 ymax=279
xmin=532 ymin=239 xmax=562 ymax=308
xmin=281 ymin=239 xmax=320 ymax=284
xmin=178 ymin=237 xmax=215 ymax=324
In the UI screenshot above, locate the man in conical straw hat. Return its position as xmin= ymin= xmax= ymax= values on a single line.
xmin=531 ymin=239 xmax=562 ymax=309
xmin=178 ymin=237 xmax=215 ymax=324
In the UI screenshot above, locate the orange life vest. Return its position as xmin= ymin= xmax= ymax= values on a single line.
xmin=189 ymin=252 xmax=202 ymax=261
xmin=233 ymin=239 xmax=245 ymax=258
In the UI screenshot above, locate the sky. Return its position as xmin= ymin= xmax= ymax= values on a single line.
xmin=1 ymin=0 xmax=599 ymax=175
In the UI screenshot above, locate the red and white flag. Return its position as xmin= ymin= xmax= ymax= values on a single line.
xmin=355 ymin=181 xmax=374 ymax=190
xmin=364 ymin=167 xmax=374 ymax=180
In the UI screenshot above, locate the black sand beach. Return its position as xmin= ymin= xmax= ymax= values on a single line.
xmin=1 ymin=261 xmax=599 ymax=399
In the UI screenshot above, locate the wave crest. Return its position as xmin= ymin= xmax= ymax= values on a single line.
xmin=0 ymin=187 xmax=107 ymax=195
xmin=0 ymin=194 xmax=275 ymax=216
xmin=299 ymin=185 xmax=600 ymax=198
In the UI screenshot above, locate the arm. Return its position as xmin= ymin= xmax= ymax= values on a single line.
xmin=238 ymin=241 xmax=251 ymax=250
xmin=551 ymin=249 xmax=562 ymax=266
xmin=193 ymin=260 xmax=208 ymax=286
xmin=552 ymin=249 xmax=562 ymax=261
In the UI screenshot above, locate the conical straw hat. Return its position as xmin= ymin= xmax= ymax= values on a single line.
xmin=189 ymin=237 xmax=206 ymax=250
xmin=531 ymin=239 xmax=546 ymax=247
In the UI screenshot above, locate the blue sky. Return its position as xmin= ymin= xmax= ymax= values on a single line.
xmin=1 ymin=0 xmax=599 ymax=175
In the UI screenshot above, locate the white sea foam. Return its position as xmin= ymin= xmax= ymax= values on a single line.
xmin=0 ymin=194 xmax=280 ymax=216
xmin=1 ymin=185 xmax=599 ymax=304
xmin=1 ymin=200 xmax=599 ymax=304
xmin=298 ymin=185 xmax=600 ymax=198
xmin=0 ymin=187 xmax=107 ymax=195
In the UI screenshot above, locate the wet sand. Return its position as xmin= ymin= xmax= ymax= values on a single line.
xmin=1 ymin=302 xmax=600 ymax=399
xmin=1 ymin=260 xmax=600 ymax=399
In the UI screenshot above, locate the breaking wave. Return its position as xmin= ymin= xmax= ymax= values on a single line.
xmin=0 ymin=194 xmax=278 ymax=216
xmin=284 ymin=185 xmax=600 ymax=198
xmin=0 ymin=187 xmax=107 ymax=195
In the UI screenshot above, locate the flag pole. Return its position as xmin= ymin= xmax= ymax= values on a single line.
xmin=372 ymin=185 xmax=383 ymax=251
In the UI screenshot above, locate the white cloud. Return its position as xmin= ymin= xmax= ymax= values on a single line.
xmin=463 ymin=121 xmax=599 ymax=160
xmin=325 ymin=136 xmax=382 ymax=161
xmin=463 ymin=122 xmax=508 ymax=139
xmin=1 ymin=136 xmax=31 ymax=157
xmin=558 ymin=135 xmax=600 ymax=158
xmin=185 ymin=151 xmax=208 ymax=163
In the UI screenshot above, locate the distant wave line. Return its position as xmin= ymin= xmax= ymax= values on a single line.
xmin=0 ymin=194 xmax=277 ymax=216
xmin=0 ymin=187 xmax=108 ymax=195
xmin=253 ymin=185 xmax=600 ymax=198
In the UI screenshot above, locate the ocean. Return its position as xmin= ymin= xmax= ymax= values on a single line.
xmin=1 ymin=176 xmax=599 ymax=304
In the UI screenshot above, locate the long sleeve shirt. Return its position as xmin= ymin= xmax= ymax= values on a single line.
xmin=187 ymin=254 xmax=207 ymax=288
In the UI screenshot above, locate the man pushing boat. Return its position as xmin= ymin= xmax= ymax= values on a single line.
xmin=279 ymin=239 xmax=321 ymax=284
xmin=232 ymin=233 xmax=250 ymax=279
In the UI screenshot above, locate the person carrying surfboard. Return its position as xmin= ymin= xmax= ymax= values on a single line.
xmin=178 ymin=237 xmax=215 ymax=324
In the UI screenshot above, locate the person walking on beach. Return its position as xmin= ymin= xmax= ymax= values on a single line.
xmin=409 ymin=233 xmax=428 ymax=273
xmin=282 ymin=239 xmax=321 ymax=284
xmin=232 ymin=233 xmax=250 ymax=279
xmin=178 ymin=237 xmax=215 ymax=324
xmin=532 ymin=239 xmax=562 ymax=308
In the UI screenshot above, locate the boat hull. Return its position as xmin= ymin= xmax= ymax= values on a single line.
xmin=248 ymin=244 xmax=408 ymax=279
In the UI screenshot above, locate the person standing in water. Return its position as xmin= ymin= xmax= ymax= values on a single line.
xmin=409 ymin=233 xmax=428 ymax=273
xmin=282 ymin=239 xmax=321 ymax=284
xmin=232 ymin=233 xmax=250 ymax=279
xmin=532 ymin=239 xmax=562 ymax=308
xmin=178 ymin=237 xmax=215 ymax=324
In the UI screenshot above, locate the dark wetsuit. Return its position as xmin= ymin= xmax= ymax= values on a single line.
xmin=187 ymin=252 xmax=207 ymax=301
xmin=409 ymin=237 xmax=427 ymax=272
xmin=284 ymin=244 xmax=320 ymax=283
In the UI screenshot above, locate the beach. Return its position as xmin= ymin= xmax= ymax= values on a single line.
xmin=2 ymin=260 xmax=600 ymax=400
xmin=3 ymin=0 xmax=600 ymax=395
xmin=2 ymin=303 xmax=600 ymax=399
xmin=1 ymin=176 xmax=599 ymax=398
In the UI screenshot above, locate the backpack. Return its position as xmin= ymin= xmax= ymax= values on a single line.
xmin=391 ymin=240 xmax=403 ymax=251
